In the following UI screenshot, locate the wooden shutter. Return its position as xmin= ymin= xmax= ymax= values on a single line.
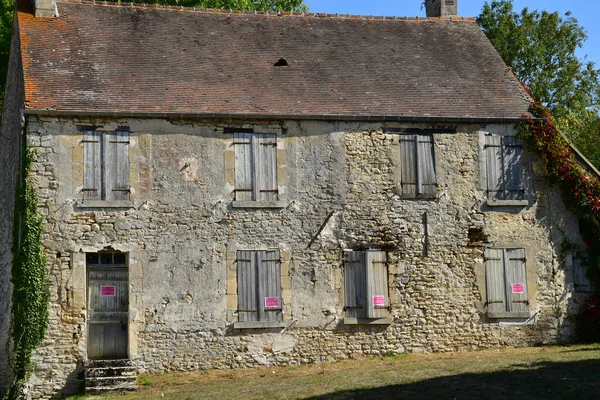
xmin=257 ymin=250 xmax=282 ymax=322
xmin=234 ymin=132 xmax=253 ymax=201
xmin=366 ymin=251 xmax=388 ymax=319
xmin=485 ymin=134 xmax=503 ymax=201
xmin=255 ymin=134 xmax=278 ymax=201
xmin=502 ymin=136 xmax=524 ymax=201
xmin=399 ymin=135 xmax=417 ymax=198
xmin=237 ymin=250 xmax=258 ymax=322
xmin=344 ymin=251 xmax=367 ymax=319
xmin=505 ymin=248 xmax=529 ymax=313
xmin=417 ymin=135 xmax=436 ymax=198
xmin=104 ymin=131 xmax=130 ymax=201
xmin=573 ymin=252 xmax=593 ymax=293
xmin=484 ymin=248 xmax=506 ymax=315
xmin=83 ymin=131 xmax=102 ymax=200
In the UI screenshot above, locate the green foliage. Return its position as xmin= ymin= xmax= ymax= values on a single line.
xmin=138 ymin=376 xmax=153 ymax=386
xmin=478 ymin=0 xmax=600 ymax=169
xmin=3 ymin=148 xmax=50 ymax=400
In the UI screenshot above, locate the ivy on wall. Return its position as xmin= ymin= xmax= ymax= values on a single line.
xmin=520 ymin=102 xmax=600 ymax=280
xmin=3 ymin=147 xmax=49 ymax=400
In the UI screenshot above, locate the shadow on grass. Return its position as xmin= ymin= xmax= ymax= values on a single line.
xmin=303 ymin=359 xmax=600 ymax=400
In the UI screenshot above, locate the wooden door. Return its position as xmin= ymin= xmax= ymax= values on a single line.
xmin=87 ymin=253 xmax=129 ymax=360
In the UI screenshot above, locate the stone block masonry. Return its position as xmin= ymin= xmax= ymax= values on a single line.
xmin=15 ymin=116 xmax=586 ymax=398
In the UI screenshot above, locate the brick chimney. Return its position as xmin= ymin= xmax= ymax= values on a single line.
xmin=425 ymin=0 xmax=458 ymax=18
xmin=32 ymin=0 xmax=58 ymax=17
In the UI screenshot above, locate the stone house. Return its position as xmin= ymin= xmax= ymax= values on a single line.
xmin=1 ymin=0 xmax=598 ymax=397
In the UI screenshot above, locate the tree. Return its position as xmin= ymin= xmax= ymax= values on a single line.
xmin=0 ymin=0 xmax=308 ymax=121
xmin=477 ymin=0 xmax=600 ymax=169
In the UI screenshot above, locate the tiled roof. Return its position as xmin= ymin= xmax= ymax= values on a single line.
xmin=17 ymin=0 xmax=532 ymax=119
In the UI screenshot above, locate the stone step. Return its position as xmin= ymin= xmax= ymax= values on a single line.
xmin=85 ymin=366 xmax=137 ymax=378
xmin=85 ymin=359 xmax=133 ymax=368
xmin=85 ymin=375 xmax=138 ymax=388
xmin=86 ymin=384 xmax=138 ymax=396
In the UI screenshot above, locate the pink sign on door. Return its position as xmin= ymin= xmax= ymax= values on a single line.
xmin=373 ymin=295 xmax=385 ymax=306
xmin=512 ymin=284 xmax=525 ymax=294
xmin=265 ymin=297 xmax=279 ymax=308
xmin=101 ymin=286 xmax=116 ymax=297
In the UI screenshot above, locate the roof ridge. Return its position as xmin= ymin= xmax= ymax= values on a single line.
xmin=57 ymin=0 xmax=476 ymax=21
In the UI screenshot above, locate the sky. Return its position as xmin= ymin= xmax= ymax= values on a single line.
xmin=305 ymin=1 xmax=600 ymax=64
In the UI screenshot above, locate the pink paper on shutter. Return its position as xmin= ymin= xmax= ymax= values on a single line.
xmin=101 ymin=286 xmax=116 ymax=297
xmin=511 ymin=283 xmax=525 ymax=294
xmin=265 ymin=297 xmax=279 ymax=308
xmin=372 ymin=295 xmax=385 ymax=306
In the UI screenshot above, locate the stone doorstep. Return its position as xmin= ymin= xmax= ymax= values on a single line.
xmin=84 ymin=359 xmax=134 ymax=368
xmin=84 ymin=366 xmax=137 ymax=378
xmin=85 ymin=375 xmax=138 ymax=388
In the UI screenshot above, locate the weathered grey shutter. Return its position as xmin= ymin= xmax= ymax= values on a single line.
xmin=505 ymin=248 xmax=529 ymax=313
xmin=104 ymin=131 xmax=130 ymax=201
xmin=366 ymin=251 xmax=388 ymax=319
xmin=257 ymin=249 xmax=282 ymax=322
xmin=417 ymin=135 xmax=436 ymax=198
xmin=502 ymin=136 xmax=524 ymax=201
xmin=485 ymin=134 xmax=503 ymax=201
xmin=344 ymin=251 xmax=367 ymax=319
xmin=399 ymin=135 xmax=417 ymax=198
xmin=237 ymin=250 xmax=258 ymax=322
xmin=484 ymin=248 xmax=506 ymax=315
xmin=255 ymin=134 xmax=278 ymax=201
xmin=573 ymin=252 xmax=592 ymax=293
xmin=234 ymin=132 xmax=253 ymax=201
xmin=83 ymin=131 xmax=102 ymax=200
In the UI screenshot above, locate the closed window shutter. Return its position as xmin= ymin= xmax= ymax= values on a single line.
xmin=417 ymin=135 xmax=436 ymax=198
xmin=344 ymin=251 xmax=367 ymax=319
xmin=573 ymin=251 xmax=593 ymax=293
xmin=83 ymin=131 xmax=102 ymax=200
xmin=399 ymin=135 xmax=417 ymax=198
xmin=366 ymin=251 xmax=388 ymax=319
xmin=502 ymin=136 xmax=524 ymax=201
xmin=485 ymin=134 xmax=504 ymax=201
xmin=258 ymin=250 xmax=282 ymax=322
xmin=505 ymin=248 xmax=529 ymax=312
xmin=234 ymin=132 xmax=253 ymax=201
xmin=255 ymin=134 xmax=278 ymax=201
xmin=104 ymin=131 xmax=130 ymax=201
xmin=484 ymin=248 xmax=506 ymax=315
xmin=237 ymin=250 xmax=258 ymax=322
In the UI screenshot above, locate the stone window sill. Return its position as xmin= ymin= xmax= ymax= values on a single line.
xmin=76 ymin=200 xmax=134 ymax=209
xmin=486 ymin=200 xmax=529 ymax=207
xmin=232 ymin=201 xmax=287 ymax=209
xmin=343 ymin=317 xmax=393 ymax=325
xmin=487 ymin=311 xmax=531 ymax=319
xmin=233 ymin=321 xmax=287 ymax=330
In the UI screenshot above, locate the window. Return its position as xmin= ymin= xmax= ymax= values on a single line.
xmin=233 ymin=132 xmax=278 ymax=202
xmin=344 ymin=250 xmax=390 ymax=323
xmin=484 ymin=134 xmax=525 ymax=204
xmin=236 ymin=250 xmax=282 ymax=324
xmin=572 ymin=251 xmax=595 ymax=293
xmin=484 ymin=248 xmax=530 ymax=318
xmin=399 ymin=134 xmax=436 ymax=198
xmin=82 ymin=130 xmax=130 ymax=202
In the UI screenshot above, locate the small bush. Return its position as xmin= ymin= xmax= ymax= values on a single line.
xmin=575 ymin=295 xmax=600 ymax=343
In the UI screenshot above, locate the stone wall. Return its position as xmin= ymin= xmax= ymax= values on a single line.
xmin=19 ymin=116 xmax=586 ymax=398
xmin=0 ymin=18 xmax=24 ymax=396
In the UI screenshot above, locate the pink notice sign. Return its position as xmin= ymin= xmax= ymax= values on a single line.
xmin=265 ymin=297 xmax=280 ymax=308
xmin=373 ymin=295 xmax=385 ymax=306
xmin=101 ymin=286 xmax=116 ymax=297
xmin=512 ymin=284 xmax=525 ymax=294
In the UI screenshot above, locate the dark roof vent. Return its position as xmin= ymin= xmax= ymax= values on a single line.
xmin=274 ymin=58 xmax=288 ymax=67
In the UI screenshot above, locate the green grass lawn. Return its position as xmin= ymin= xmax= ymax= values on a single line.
xmin=84 ymin=344 xmax=600 ymax=400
